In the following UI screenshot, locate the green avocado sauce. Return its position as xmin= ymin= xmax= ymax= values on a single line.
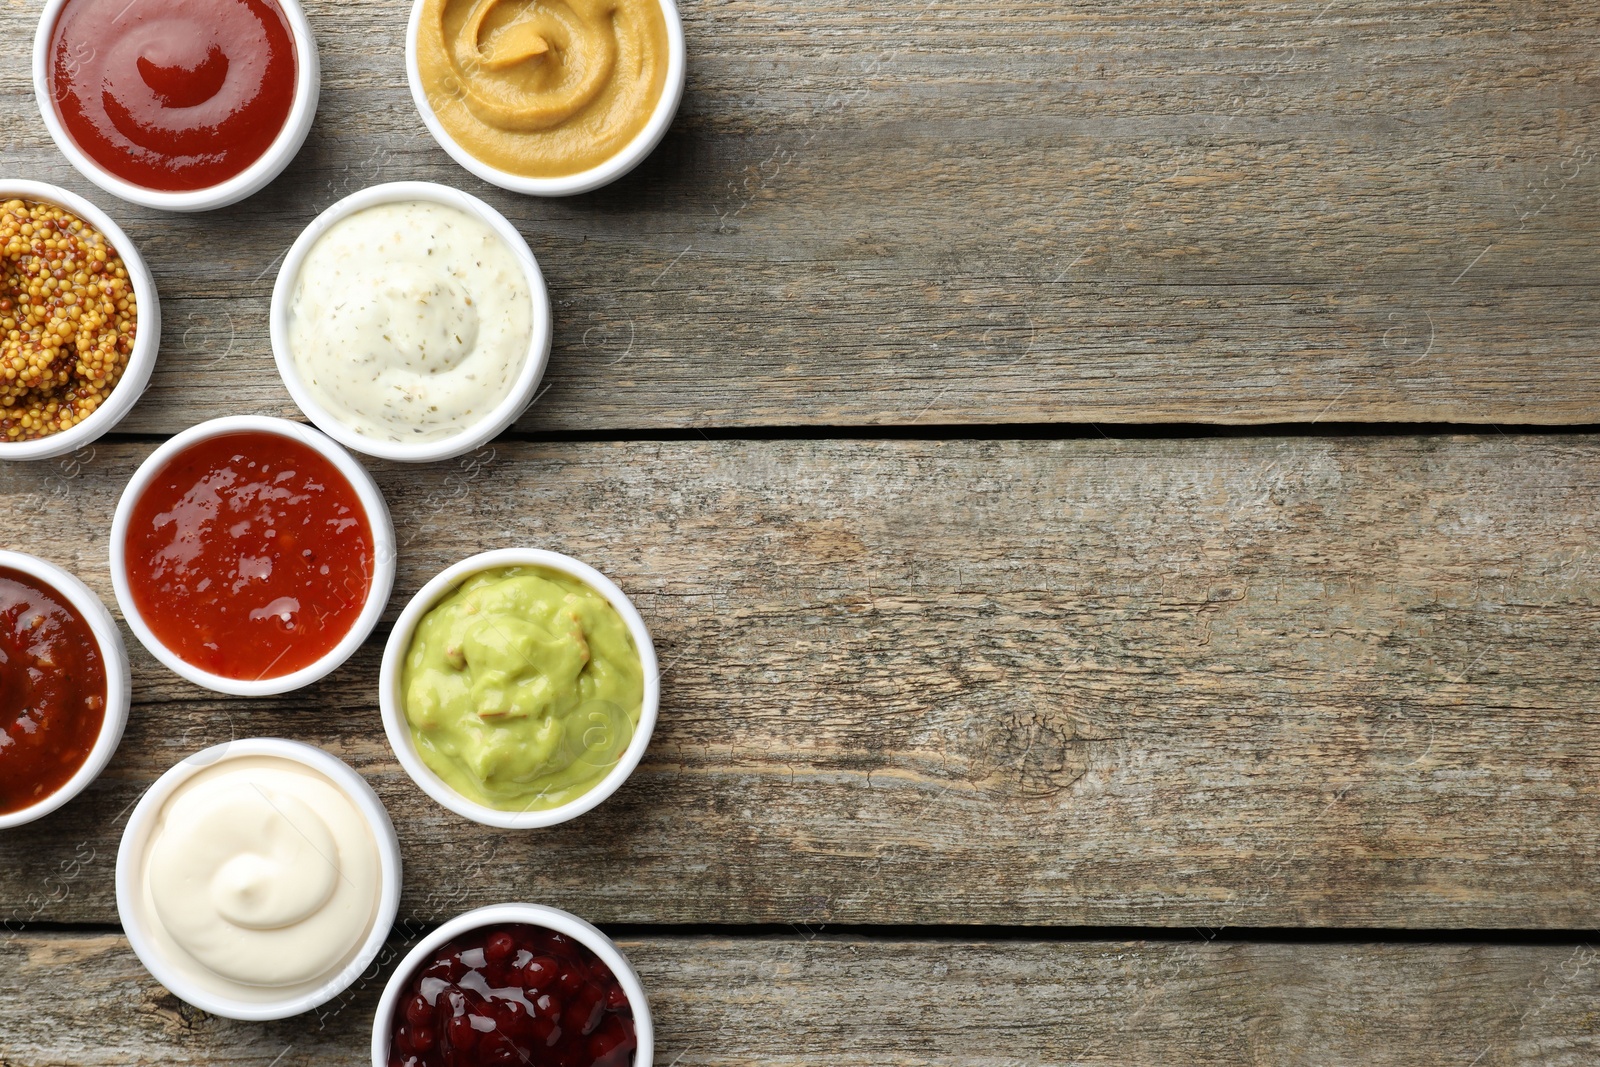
xmin=401 ymin=566 xmax=644 ymax=811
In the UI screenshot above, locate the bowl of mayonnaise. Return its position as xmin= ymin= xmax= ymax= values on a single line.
xmin=270 ymin=181 xmax=552 ymax=463
xmin=115 ymin=738 xmax=402 ymax=1020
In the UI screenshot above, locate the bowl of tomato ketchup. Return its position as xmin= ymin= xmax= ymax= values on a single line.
xmin=0 ymin=550 xmax=131 ymax=830
xmin=32 ymin=0 xmax=319 ymax=212
xmin=110 ymin=416 xmax=396 ymax=696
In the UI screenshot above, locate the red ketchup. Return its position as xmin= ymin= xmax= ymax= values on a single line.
xmin=0 ymin=566 xmax=107 ymax=815
xmin=48 ymin=0 xmax=297 ymax=191
xmin=123 ymin=431 xmax=373 ymax=681
xmin=389 ymin=925 xmax=638 ymax=1067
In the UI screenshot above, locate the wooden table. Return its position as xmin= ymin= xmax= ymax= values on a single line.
xmin=3 ymin=0 xmax=1599 ymax=1062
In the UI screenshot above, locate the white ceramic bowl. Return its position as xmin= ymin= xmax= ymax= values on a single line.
xmin=32 ymin=0 xmax=320 ymax=212
xmin=115 ymin=737 xmax=402 ymax=1021
xmin=0 ymin=550 xmax=130 ymax=829
xmin=269 ymin=181 xmax=553 ymax=463
xmin=380 ymin=548 xmax=659 ymax=828
xmin=404 ymin=0 xmax=687 ymax=196
xmin=371 ymin=902 xmax=655 ymax=1065
xmin=109 ymin=415 xmax=396 ymax=696
xmin=0 ymin=181 xmax=160 ymax=462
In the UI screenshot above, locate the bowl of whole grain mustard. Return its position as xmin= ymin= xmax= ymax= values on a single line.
xmin=404 ymin=0 xmax=686 ymax=195
xmin=0 ymin=181 xmax=158 ymax=460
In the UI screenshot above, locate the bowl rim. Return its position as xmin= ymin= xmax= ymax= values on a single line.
xmin=403 ymin=0 xmax=687 ymax=196
xmin=108 ymin=415 xmax=397 ymax=696
xmin=268 ymin=180 xmax=553 ymax=463
xmin=369 ymin=902 xmax=656 ymax=1065
xmin=0 ymin=180 xmax=161 ymax=462
xmin=0 ymin=549 xmax=131 ymax=830
xmin=32 ymin=0 xmax=321 ymax=212
xmin=114 ymin=737 xmax=403 ymax=1021
xmin=379 ymin=547 xmax=659 ymax=828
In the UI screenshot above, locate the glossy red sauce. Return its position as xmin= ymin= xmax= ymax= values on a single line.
xmin=49 ymin=0 xmax=297 ymax=192
xmin=0 ymin=566 xmax=107 ymax=815
xmin=124 ymin=431 xmax=373 ymax=681
xmin=390 ymin=925 xmax=637 ymax=1067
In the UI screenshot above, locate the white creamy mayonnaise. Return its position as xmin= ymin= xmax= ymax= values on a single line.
xmin=287 ymin=200 xmax=533 ymax=444
xmin=134 ymin=755 xmax=382 ymax=1002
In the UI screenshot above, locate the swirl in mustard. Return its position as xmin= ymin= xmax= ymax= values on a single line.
xmin=416 ymin=0 xmax=669 ymax=177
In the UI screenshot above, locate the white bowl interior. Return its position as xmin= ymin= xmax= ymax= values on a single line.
xmin=370 ymin=902 xmax=655 ymax=1066
xmin=109 ymin=415 xmax=396 ymax=696
xmin=31 ymin=0 xmax=320 ymax=212
xmin=115 ymin=737 xmax=402 ymax=1020
xmin=403 ymin=0 xmax=687 ymax=196
xmin=0 ymin=181 xmax=160 ymax=461
xmin=269 ymin=181 xmax=552 ymax=463
xmin=380 ymin=548 xmax=659 ymax=828
xmin=0 ymin=550 xmax=130 ymax=830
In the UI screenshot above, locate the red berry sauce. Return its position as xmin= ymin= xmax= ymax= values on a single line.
xmin=389 ymin=924 xmax=637 ymax=1067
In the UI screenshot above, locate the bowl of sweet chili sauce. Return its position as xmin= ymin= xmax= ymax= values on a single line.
xmin=109 ymin=416 xmax=396 ymax=696
xmin=32 ymin=0 xmax=320 ymax=212
xmin=0 ymin=550 xmax=130 ymax=829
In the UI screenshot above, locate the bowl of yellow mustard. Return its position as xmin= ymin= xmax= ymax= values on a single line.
xmin=405 ymin=0 xmax=686 ymax=195
xmin=379 ymin=547 xmax=659 ymax=828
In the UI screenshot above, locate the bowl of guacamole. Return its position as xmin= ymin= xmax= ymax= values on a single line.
xmin=380 ymin=549 xmax=658 ymax=828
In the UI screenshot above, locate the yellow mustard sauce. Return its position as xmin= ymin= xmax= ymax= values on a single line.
xmin=416 ymin=0 xmax=670 ymax=177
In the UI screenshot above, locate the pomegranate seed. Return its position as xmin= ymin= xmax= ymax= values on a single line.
xmin=563 ymin=983 xmax=605 ymax=1037
xmin=485 ymin=931 xmax=516 ymax=965
xmin=530 ymin=1016 xmax=559 ymax=1047
xmin=590 ymin=1015 xmax=638 ymax=1066
xmin=556 ymin=962 xmax=589 ymax=995
xmin=422 ymin=956 xmax=466 ymax=984
xmin=495 ymin=999 xmax=534 ymax=1041
xmin=445 ymin=1014 xmax=477 ymax=1054
xmin=523 ymin=955 xmax=560 ymax=991
xmin=588 ymin=1017 xmax=624 ymax=1057
xmin=480 ymin=1033 xmax=520 ymax=1066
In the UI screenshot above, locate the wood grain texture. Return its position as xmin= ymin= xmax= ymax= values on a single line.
xmin=3 ymin=2 xmax=1599 ymax=428
xmin=3 ymin=435 xmax=1600 ymax=928
xmin=3 ymin=932 xmax=1600 ymax=1066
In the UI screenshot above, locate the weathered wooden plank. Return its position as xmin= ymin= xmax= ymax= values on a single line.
xmin=2 ymin=435 xmax=1599 ymax=927
xmin=3 ymin=2 xmax=1599 ymax=428
xmin=3 ymin=932 xmax=1599 ymax=1065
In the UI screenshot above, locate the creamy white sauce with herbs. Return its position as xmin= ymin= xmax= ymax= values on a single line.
xmin=288 ymin=201 xmax=533 ymax=444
